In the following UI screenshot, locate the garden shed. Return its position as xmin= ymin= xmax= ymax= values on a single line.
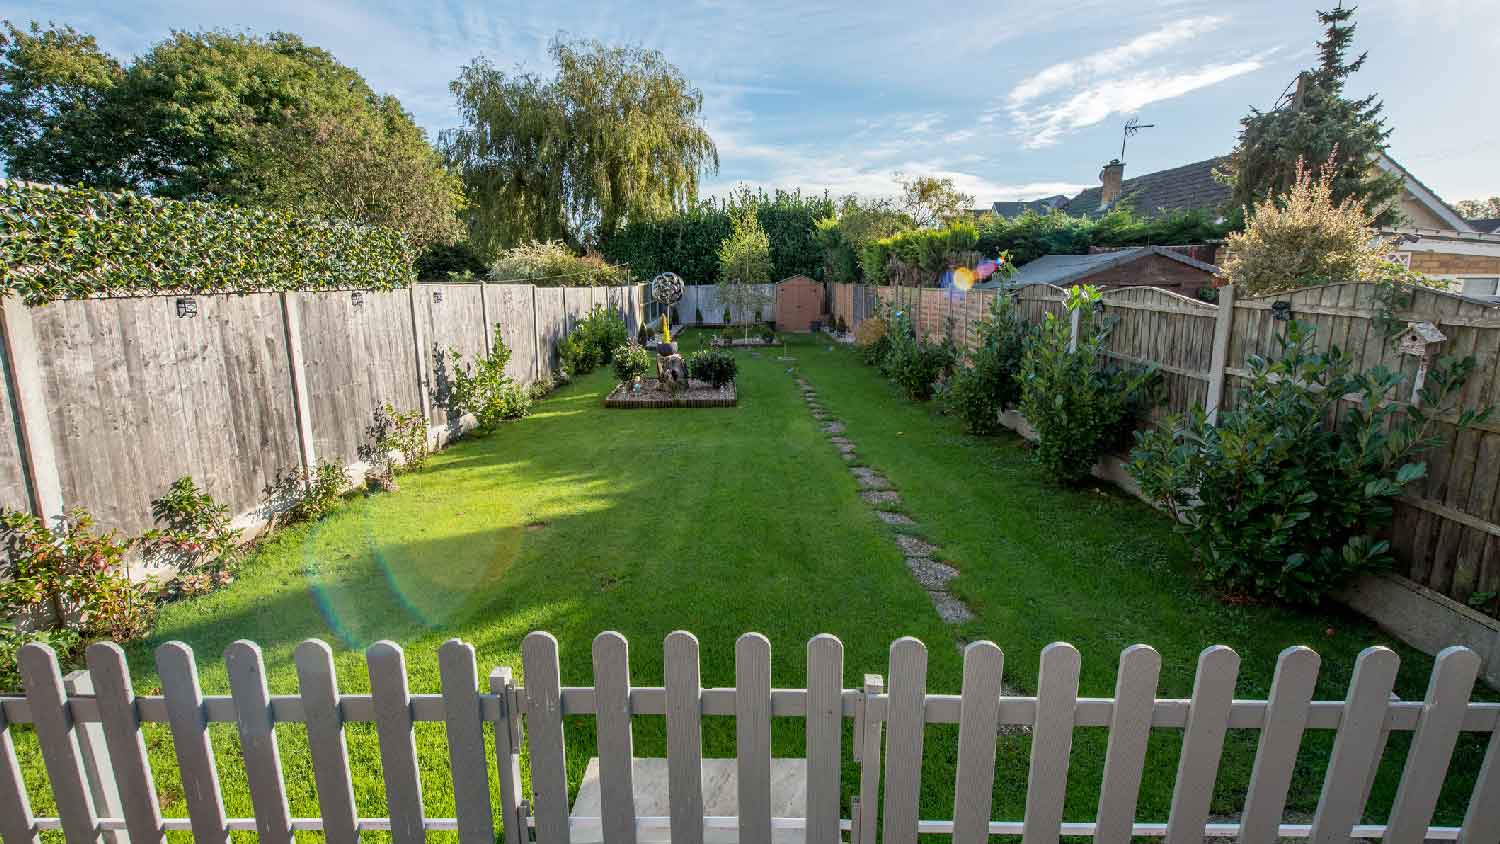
xmin=774 ymin=275 xmax=825 ymax=332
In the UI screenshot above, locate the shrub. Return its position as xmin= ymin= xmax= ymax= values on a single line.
xmin=359 ymin=404 xmax=429 ymax=481
xmin=943 ymin=294 xmax=1029 ymax=434
xmin=1019 ymin=285 xmax=1161 ymax=483
xmin=558 ymin=329 xmax=594 ymax=375
xmin=882 ymin=312 xmax=956 ymax=401
xmin=450 ymin=329 xmax=532 ymax=427
xmin=0 ymin=508 xmax=155 ymax=645
xmin=835 ymin=315 xmax=848 ymax=334
xmin=415 ymin=241 xmax=487 ymax=279
xmin=2 ymin=181 xmax=414 ymax=305
xmin=759 ymin=323 xmax=776 ymax=342
xmin=1128 ymin=320 xmax=1492 ymax=604
xmin=695 ymin=306 xmax=704 ymax=324
xmin=559 ymin=306 xmax=629 ymax=374
xmin=854 ymin=316 xmax=889 ymax=366
xmin=1 ymin=624 xmax=80 ymax=691
xmin=1223 ymin=155 xmax=1444 ymax=296
xmin=488 ymin=240 xmax=632 ymax=287
xmin=141 ymin=476 xmax=242 ymax=595
xmin=529 ymin=373 xmax=557 ymax=400
xmin=268 ymin=462 xmax=349 ymax=524
xmin=613 ymin=343 xmax=653 ymax=383
xmin=687 ymin=349 xmax=737 ymax=388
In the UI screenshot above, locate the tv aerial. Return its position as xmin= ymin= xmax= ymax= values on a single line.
xmin=1120 ymin=117 xmax=1155 ymax=161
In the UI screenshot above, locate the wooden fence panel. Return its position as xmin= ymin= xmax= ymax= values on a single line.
xmin=486 ymin=284 xmax=540 ymax=384
xmin=534 ymin=288 xmax=567 ymax=376
xmin=1101 ymin=286 xmax=1217 ymax=416
xmin=299 ymin=288 xmax=421 ymax=468
xmin=416 ymin=283 xmax=488 ymax=427
xmin=952 ymin=642 xmax=1003 ymax=844
xmin=29 ymin=293 xmax=302 ymax=535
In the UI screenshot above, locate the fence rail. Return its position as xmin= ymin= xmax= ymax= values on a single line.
xmin=3 ymin=632 xmax=1498 ymax=844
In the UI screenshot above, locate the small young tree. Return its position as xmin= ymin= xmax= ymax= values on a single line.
xmin=717 ymin=205 xmax=774 ymax=339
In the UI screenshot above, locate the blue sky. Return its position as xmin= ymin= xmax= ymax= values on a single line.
xmin=13 ymin=0 xmax=1499 ymax=206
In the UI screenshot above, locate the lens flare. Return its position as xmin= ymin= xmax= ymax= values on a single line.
xmin=952 ymin=266 xmax=975 ymax=291
xmin=975 ymin=260 xmax=998 ymax=280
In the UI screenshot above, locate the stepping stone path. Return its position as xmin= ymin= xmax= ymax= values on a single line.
xmin=794 ymin=374 xmax=978 ymax=627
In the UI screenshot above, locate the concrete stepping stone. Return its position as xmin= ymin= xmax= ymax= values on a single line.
xmin=821 ymin=421 xmax=845 ymax=434
xmin=861 ymin=490 xmax=901 ymax=506
xmin=836 ymin=443 xmax=856 ymax=455
xmin=875 ymin=511 xmax=915 ymax=526
xmin=894 ymin=534 xmax=938 ymax=558
xmin=829 ymin=436 xmax=854 ymax=447
xmin=841 ymin=453 xmax=857 ymax=462
xmin=906 ymin=557 xmax=958 ymax=590
xmin=929 ymin=591 xmax=975 ymax=624
xmin=851 ymin=468 xmax=890 ymax=489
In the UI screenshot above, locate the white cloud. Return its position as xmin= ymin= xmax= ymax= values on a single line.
xmin=1008 ymin=16 xmax=1227 ymax=107
xmin=1013 ymin=60 xmax=1264 ymax=149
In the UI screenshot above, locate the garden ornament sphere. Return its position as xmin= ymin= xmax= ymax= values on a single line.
xmin=651 ymin=272 xmax=685 ymax=306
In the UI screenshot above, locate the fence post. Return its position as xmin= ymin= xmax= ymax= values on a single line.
xmin=63 ymin=670 xmax=129 ymax=844
xmin=408 ymin=286 xmax=431 ymax=420
xmin=0 ymin=296 xmax=65 ymax=521
xmin=279 ymin=293 xmax=318 ymax=481
xmin=479 ymin=282 xmax=493 ymax=353
xmin=856 ymin=673 xmax=884 ymax=844
xmin=1203 ymin=283 xmax=1236 ymax=424
xmin=530 ymin=285 xmax=543 ymax=383
xmin=1068 ymin=305 xmax=1081 ymax=353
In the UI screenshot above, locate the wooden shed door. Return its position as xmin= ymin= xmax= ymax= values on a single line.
xmin=775 ymin=279 xmax=825 ymax=332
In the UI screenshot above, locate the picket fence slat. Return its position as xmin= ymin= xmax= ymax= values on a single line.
xmin=952 ymin=642 xmax=1004 ymax=844
xmin=489 ymin=666 xmax=525 ymax=844
xmin=225 ymin=640 xmax=293 ymax=844
xmin=1310 ymin=647 xmax=1401 ymax=844
xmin=1025 ymin=643 xmax=1082 ymax=844
xmin=1094 ymin=645 xmax=1162 ymax=844
xmin=368 ymin=640 xmax=425 ymax=844
xmin=293 ymin=639 xmax=360 ymax=844
xmin=1239 ymin=646 xmax=1320 ymax=844
xmin=665 ymin=631 xmax=705 ymax=844
xmin=593 ymin=632 xmax=637 ymax=844
xmin=0 ymin=685 xmax=36 ymax=844
xmin=1461 ymin=725 xmax=1500 ymax=844
xmin=18 ymin=645 xmax=96 ymax=844
xmin=806 ymin=634 xmax=844 ymax=844
xmin=1385 ymin=647 xmax=1481 ymax=844
xmin=882 ymin=637 xmax=928 ymax=844
xmin=2 ymin=631 xmax=1497 ymax=844
xmin=440 ymin=639 xmax=496 ymax=844
xmin=1165 ymin=646 xmax=1240 ymax=844
xmin=156 ymin=642 xmax=230 ymax=844
xmin=735 ymin=633 xmax=773 ymax=844
xmin=524 ymin=631 xmax=571 ymax=844
xmin=85 ymin=642 xmax=165 ymax=844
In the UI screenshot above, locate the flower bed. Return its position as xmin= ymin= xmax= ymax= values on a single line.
xmin=604 ymin=378 xmax=737 ymax=408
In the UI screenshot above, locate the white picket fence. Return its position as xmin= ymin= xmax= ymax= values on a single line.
xmin=1 ymin=632 xmax=1498 ymax=844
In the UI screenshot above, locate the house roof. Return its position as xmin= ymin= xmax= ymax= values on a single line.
xmin=973 ymin=246 xmax=1221 ymax=289
xmin=1373 ymin=154 xmax=1474 ymax=232
xmin=989 ymin=195 xmax=1070 ymax=218
xmin=1467 ymin=218 xmax=1500 ymax=234
xmin=1061 ymin=157 xmax=1232 ymax=218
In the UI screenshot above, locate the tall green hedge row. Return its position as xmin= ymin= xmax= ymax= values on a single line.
xmin=2 ymin=181 xmax=415 ymax=304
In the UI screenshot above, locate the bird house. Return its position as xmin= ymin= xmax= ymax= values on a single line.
xmin=1398 ymin=321 xmax=1446 ymax=356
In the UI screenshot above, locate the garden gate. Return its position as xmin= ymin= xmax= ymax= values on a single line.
xmin=2 ymin=631 xmax=1497 ymax=844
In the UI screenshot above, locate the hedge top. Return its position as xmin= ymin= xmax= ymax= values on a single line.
xmin=1 ymin=180 xmax=415 ymax=305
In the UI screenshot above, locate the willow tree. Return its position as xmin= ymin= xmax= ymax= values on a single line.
xmin=444 ymin=38 xmax=718 ymax=258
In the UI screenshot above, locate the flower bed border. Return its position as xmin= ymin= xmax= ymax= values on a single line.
xmin=605 ymin=379 xmax=737 ymax=408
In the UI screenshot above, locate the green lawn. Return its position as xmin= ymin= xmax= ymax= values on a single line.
xmin=12 ymin=330 xmax=1488 ymax=840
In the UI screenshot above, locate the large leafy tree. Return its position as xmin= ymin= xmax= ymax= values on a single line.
xmin=0 ymin=23 xmax=462 ymax=248
xmin=1456 ymin=197 xmax=1500 ymax=220
xmin=1223 ymin=4 xmax=1403 ymax=226
xmin=898 ymin=175 xmax=973 ymax=228
xmin=443 ymin=38 xmax=718 ymax=257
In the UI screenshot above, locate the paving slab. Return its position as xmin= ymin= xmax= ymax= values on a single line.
xmin=894 ymin=534 xmax=938 ymax=558
xmin=571 ymin=757 xmax=807 ymax=844
xmin=929 ymin=591 xmax=975 ymax=624
xmin=861 ymin=490 xmax=901 ymax=506
xmin=875 ymin=511 xmax=916 ymax=526
xmin=829 ymin=436 xmax=854 ymax=447
xmin=906 ymin=557 xmax=958 ymax=590
xmin=821 ymin=421 xmax=845 ymax=434
xmin=851 ymin=469 xmax=891 ymax=490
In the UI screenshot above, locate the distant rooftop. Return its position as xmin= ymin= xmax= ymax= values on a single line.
xmin=1062 ymin=157 xmax=1231 ymax=219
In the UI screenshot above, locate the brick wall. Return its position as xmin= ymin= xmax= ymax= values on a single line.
xmin=1082 ymin=253 xmax=1216 ymax=295
xmin=1408 ymin=251 xmax=1500 ymax=276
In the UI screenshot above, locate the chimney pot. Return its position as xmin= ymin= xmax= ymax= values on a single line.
xmin=1099 ymin=159 xmax=1125 ymax=210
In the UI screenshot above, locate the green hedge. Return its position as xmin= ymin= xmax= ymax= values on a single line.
xmin=2 ymin=181 xmax=415 ymax=304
